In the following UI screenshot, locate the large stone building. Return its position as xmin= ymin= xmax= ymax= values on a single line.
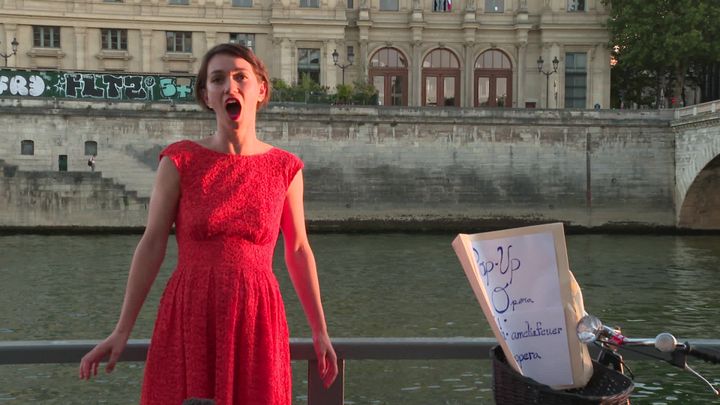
xmin=0 ymin=0 xmax=610 ymax=108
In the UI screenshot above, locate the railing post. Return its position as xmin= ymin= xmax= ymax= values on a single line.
xmin=307 ymin=358 xmax=344 ymax=405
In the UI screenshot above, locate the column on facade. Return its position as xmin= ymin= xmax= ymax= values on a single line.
xmin=463 ymin=42 xmax=474 ymax=107
xmin=590 ymin=43 xmax=607 ymax=108
xmin=74 ymin=27 xmax=87 ymax=70
xmin=197 ymin=0 xmax=207 ymax=17
xmin=213 ymin=0 xmax=224 ymax=18
xmin=538 ymin=42 xmax=546 ymax=108
xmin=588 ymin=44 xmax=596 ymax=108
xmin=205 ymin=31 xmax=217 ymax=56
xmin=359 ymin=39 xmax=369 ymax=81
xmin=462 ymin=1 xmax=477 ymax=108
xmin=269 ymin=36 xmax=282 ymax=81
xmin=141 ymin=29 xmax=153 ymax=72
xmin=516 ymin=42 xmax=527 ymax=108
xmin=2 ymin=24 xmax=18 ymax=68
xmin=280 ymin=38 xmax=295 ymax=84
xmin=600 ymin=43 xmax=610 ymax=108
xmin=411 ymin=40 xmax=422 ymax=107
xmin=325 ymin=40 xmax=338 ymax=89
xmin=552 ymin=42 xmax=563 ymax=108
xmin=131 ymin=0 xmax=141 ymax=16
xmin=151 ymin=0 xmax=160 ymax=16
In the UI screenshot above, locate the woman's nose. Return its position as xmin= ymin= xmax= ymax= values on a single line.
xmin=225 ymin=79 xmax=239 ymax=93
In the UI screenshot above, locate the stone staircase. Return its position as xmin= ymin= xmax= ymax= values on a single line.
xmin=95 ymin=146 xmax=157 ymax=199
xmin=0 ymin=158 xmax=150 ymax=227
xmin=0 ymin=146 xmax=157 ymax=200
xmin=0 ymin=158 xmax=149 ymax=204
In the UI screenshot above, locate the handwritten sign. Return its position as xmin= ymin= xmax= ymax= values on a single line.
xmin=452 ymin=223 xmax=592 ymax=389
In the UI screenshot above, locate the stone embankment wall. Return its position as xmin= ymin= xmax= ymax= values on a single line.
xmin=0 ymin=98 xmax=678 ymax=231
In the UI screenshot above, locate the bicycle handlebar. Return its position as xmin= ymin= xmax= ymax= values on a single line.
xmin=577 ymin=314 xmax=719 ymax=396
xmin=685 ymin=343 xmax=720 ymax=365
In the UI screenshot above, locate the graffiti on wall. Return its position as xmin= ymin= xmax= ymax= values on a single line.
xmin=0 ymin=69 xmax=196 ymax=102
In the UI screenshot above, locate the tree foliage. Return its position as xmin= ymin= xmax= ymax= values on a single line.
xmin=604 ymin=0 xmax=720 ymax=107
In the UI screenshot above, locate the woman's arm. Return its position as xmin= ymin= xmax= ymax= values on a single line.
xmin=79 ymin=156 xmax=180 ymax=379
xmin=280 ymin=169 xmax=338 ymax=388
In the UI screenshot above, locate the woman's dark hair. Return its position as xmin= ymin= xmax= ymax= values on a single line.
xmin=194 ymin=43 xmax=271 ymax=111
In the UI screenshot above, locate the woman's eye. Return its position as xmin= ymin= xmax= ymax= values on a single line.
xmin=211 ymin=77 xmax=223 ymax=83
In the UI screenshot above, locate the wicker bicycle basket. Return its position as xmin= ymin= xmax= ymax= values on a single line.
xmin=491 ymin=346 xmax=634 ymax=405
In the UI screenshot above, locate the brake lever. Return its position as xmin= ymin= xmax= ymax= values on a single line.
xmin=670 ymin=348 xmax=719 ymax=396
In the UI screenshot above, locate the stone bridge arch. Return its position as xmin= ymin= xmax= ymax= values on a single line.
xmin=674 ymin=104 xmax=720 ymax=229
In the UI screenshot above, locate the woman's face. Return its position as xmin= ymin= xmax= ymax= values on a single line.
xmin=203 ymin=53 xmax=267 ymax=125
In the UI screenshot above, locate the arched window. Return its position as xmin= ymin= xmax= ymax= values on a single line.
xmin=369 ymin=47 xmax=408 ymax=106
xmin=21 ymin=140 xmax=34 ymax=155
xmin=475 ymin=49 xmax=512 ymax=107
xmin=422 ymin=48 xmax=461 ymax=107
xmin=85 ymin=141 xmax=98 ymax=156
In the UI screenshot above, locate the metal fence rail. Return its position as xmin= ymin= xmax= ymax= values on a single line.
xmin=1 ymin=337 xmax=719 ymax=404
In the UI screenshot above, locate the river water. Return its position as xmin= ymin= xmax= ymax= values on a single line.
xmin=0 ymin=233 xmax=719 ymax=404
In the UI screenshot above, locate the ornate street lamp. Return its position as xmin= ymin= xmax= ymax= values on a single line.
xmin=0 ymin=37 xmax=19 ymax=67
xmin=332 ymin=48 xmax=354 ymax=85
xmin=537 ymin=55 xmax=559 ymax=108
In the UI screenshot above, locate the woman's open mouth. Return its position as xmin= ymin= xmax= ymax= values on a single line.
xmin=225 ymin=98 xmax=241 ymax=120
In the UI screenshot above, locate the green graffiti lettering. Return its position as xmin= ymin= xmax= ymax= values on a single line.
xmin=160 ymin=78 xmax=177 ymax=97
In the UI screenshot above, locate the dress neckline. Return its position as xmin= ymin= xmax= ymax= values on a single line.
xmin=187 ymin=140 xmax=275 ymax=158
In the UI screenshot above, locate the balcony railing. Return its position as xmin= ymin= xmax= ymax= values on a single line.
xmin=2 ymin=337 xmax=719 ymax=404
xmin=674 ymin=99 xmax=720 ymax=119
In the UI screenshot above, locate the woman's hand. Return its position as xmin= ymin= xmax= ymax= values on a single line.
xmin=78 ymin=331 xmax=129 ymax=380
xmin=313 ymin=332 xmax=338 ymax=389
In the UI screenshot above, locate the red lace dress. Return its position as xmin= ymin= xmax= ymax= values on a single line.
xmin=140 ymin=140 xmax=303 ymax=405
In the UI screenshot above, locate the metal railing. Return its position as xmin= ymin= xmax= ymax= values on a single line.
xmin=1 ymin=337 xmax=719 ymax=404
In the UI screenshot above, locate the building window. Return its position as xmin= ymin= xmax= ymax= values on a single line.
xmin=370 ymin=47 xmax=408 ymax=106
xmin=33 ymin=26 xmax=60 ymax=48
xmin=347 ymin=0 xmax=353 ymax=8
xmin=475 ymin=49 xmax=513 ymax=107
xmin=565 ymin=52 xmax=587 ymax=108
xmin=567 ymin=0 xmax=585 ymax=11
xmin=232 ymin=0 xmax=252 ymax=6
xmin=379 ymin=0 xmax=398 ymax=11
xmin=229 ymin=33 xmax=255 ymax=52
xmin=21 ymin=140 xmax=34 ymax=156
xmin=422 ymin=48 xmax=461 ymax=107
xmin=432 ymin=0 xmax=452 ymax=11
xmin=101 ymin=29 xmax=127 ymax=50
xmin=168 ymin=0 xmax=189 ymax=4
xmin=485 ymin=0 xmax=503 ymax=12
xmin=297 ymin=48 xmax=321 ymax=85
xmin=84 ymin=141 xmax=98 ymax=156
xmin=166 ymin=31 xmax=192 ymax=53
xmin=300 ymin=0 xmax=319 ymax=7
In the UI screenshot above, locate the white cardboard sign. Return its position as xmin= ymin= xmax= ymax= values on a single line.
xmin=452 ymin=223 xmax=589 ymax=388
